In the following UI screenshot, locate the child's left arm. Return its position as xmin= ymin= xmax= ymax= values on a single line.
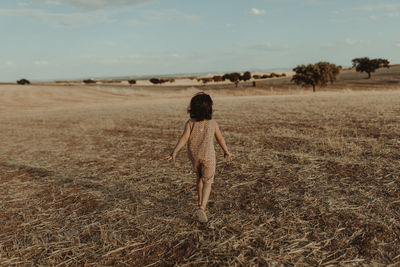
xmin=167 ymin=121 xmax=191 ymax=162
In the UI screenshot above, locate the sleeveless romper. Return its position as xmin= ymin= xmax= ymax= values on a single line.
xmin=187 ymin=119 xmax=217 ymax=184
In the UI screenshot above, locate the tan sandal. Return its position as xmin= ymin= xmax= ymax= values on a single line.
xmin=196 ymin=207 xmax=208 ymax=223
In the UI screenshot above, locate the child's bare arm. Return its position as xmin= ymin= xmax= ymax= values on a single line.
xmin=167 ymin=121 xmax=191 ymax=161
xmin=215 ymin=123 xmax=232 ymax=160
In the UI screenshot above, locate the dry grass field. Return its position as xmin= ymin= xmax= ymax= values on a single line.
xmin=0 ymin=69 xmax=400 ymax=266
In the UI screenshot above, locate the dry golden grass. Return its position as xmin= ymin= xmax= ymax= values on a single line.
xmin=0 ymin=84 xmax=399 ymax=266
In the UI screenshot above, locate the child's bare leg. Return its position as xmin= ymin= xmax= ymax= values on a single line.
xmin=200 ymin=182 xmax=212 ymax=210
xmin=197 ymin=178 xmax=203 ymax=206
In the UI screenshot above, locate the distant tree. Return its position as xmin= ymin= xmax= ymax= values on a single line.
xmin=150 ymin=78 xmax=161 ymax=84
xmin=352 ymin=57 xmax=390 ymax=78
xmin=253 ymin=75 xmax=261 ymax=79
xmin=17 ymin=78 xmax=30 ymax=85
xmin=240 ymin=71 xmax=252 ymax=82
xmin=200 ymin=78 xmax=212 ymax=84
xmin=83 ymin=79 xmax=96 ymax=84
xmin=128 ymin=79 xmax=136 ymax=85
xmin=261 ymin=74 xmax=270 ymax=79
xmin=291 ymin=62 xmax=341 ymax=92
xmin=224 ymin=72 xmax=241 ymax=87
xmin=212 ymin=75 xmax=223 ymax=82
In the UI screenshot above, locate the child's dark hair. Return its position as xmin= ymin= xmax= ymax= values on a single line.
xmin=188 ymin=92 xmax=213 ymax=121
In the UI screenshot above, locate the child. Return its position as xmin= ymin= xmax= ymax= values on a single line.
xmin=167 ymin=92 xmax=232 ymax=223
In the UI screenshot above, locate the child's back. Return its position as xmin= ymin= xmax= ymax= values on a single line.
xmin=167 ymin=93 xmax=231 ymax=223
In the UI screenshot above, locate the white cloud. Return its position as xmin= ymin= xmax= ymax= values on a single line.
xmin=354 ymin=4 xmax=397 ymax=12
xmin=0 ymin=8 xmax=109 ymax=27
xmin=35 ymin=60 xmax=49 ymax=65
xmin=369 ymin=15 xmax=378 ymax=21
xmin=143 ymin=9 xmax=198 ymax=22
xmin=388 ymin=12 xmax=400 ymax=18
xmin=249 ymin=8 xmax=266 ymax=15
xmin=30 ymin=0 xmax=153 ymax=9
xmin=344 ymin=39 xmax=357 ymax=46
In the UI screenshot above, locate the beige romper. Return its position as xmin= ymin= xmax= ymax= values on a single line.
xmin=187 ymin=119 xmax=217 ymax=184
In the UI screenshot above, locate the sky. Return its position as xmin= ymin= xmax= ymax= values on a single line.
xmin=1 ymin=0 xmax=400 ymax=81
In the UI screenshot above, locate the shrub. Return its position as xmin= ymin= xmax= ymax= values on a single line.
xmin=128 ymin=79 xmax=136 ymax=85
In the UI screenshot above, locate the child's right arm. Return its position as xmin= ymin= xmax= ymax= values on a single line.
xmin=215 ymin=123 xmax=232 ymax=161
xmin=167 ymin=120 xmax=192 ymax=162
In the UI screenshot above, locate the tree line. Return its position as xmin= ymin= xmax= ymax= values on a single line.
xmin=16 ymin=57 xmax=390 ymax=90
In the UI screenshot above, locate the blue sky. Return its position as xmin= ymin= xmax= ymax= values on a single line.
xmin=1 ymin=0 xmax=399 ymax=81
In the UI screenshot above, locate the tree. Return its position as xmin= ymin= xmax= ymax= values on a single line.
xmin=291 ymin=62 xmax=341 ymax=92
xmin=128 ymin=79 xmax=136 ymax=85
xmin=240 ymin=71 xmax=252 ymax=82
xmin=352 ymin=57 xmax=390 ymax=78
xmin=212 ymin=75 xmax=223 ymax=82
xmin=17 ymin=78 xmax=30 ymax=85
xmin=83 ymin=79 xmax=96 ymax=84
xmin=223 ymin=72 xmax=241 ymax=87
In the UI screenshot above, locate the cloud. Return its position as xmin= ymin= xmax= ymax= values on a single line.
xmin=343 ymin=39 xmax=357 ymax=46
xmin=143 ymin=9 xmax=198 ymax=22
xmin=35 ymin=60 xmax=49 ymax=65
xmin=369 ymin=15 xmax=378 ymax=21
xmin=354 ymin=4 xmax=397 ymax=12
xmin=249 ymin=8 xmax=266 ymax=15
xmin=6 ymin=61 xmax=16 ymax=67
xmin=388 ymin=12 xmax=400 ymax=18
xmin=30 ymin=0 xmax=153 ymax=9
xmin=0 ymin=8 xmax=109 ymax=27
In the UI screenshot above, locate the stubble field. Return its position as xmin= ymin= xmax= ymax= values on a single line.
xmin=0 ymin=84 xmax=399 ymax=266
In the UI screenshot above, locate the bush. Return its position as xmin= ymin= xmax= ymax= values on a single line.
xmin=17 ymin=79 xmax=31 ymax=85
xmin=150 ymin=78 xmax=161 ymax=84
xmin=128 ymin=79 xmax=136 ymax=85
xmin=83 ymin=79 xmax=96 ymax=84
xmin=213 ymin=75 xmax=223 ymax=82
xmin=253 ymin=75 xmax=261 ymax=79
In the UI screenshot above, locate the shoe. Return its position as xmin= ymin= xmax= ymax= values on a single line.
xmin=196 ymin=208 xmax=208 ymax=223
